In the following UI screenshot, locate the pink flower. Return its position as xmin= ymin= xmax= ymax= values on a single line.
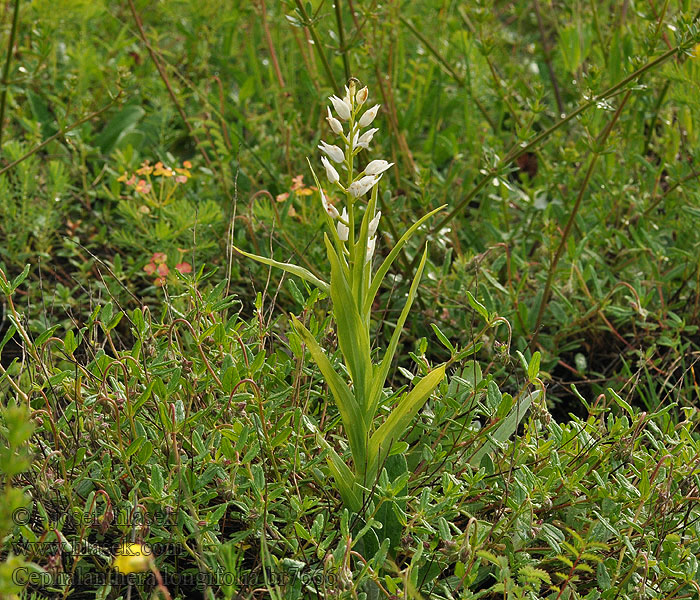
xmin=156 ymin=263 xmax=169 ymax=276
xmin=175 ymin=262 xmax=192 ymax=274
xmin=143 ymin=262 xmax=157 ymax=275
xmin=152 ymin=252 xmax=167 ymax=264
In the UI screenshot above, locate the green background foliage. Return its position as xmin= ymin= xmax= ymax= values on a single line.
xmin=1 ymin=1 xmax=699 ymax=598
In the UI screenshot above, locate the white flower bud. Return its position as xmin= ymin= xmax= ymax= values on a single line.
xmin=368 ymin=211 xmax=381 ymax=237
xmin=320 ymin=188 xmax=339 ymax=219
xmin=326 ymin=107 xmax=343 ymax=135
xmin=337 ymin=208 xmax=349 ymax=241
xmin=330 ymin=95 xmax=351 ymax=121
xmin=358 ymin=104 xmax=380 ymax=127
xmin=356 ymin=86 xmax=368 ymax=105
xmin=365 ymin=236 xmax=376 ymax=263
xmin=365 ymin=160 xmax=393 ymax=176
xmin=321 ymin=156 xmax=340 ymax=184
xmin=348 ymin=175 xmax=379 ymax=198
xmin=357 ymin=128 xmax=378 ymax=149
xmin=318 ymin=140 xmax=345 ymax=164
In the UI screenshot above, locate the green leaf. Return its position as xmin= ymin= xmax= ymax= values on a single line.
xmin=63 ymin=330 xmax=78 ymax=355
xmin=528 ymin=351 xmax=541 ymax=381
xmin=466 ymin=291 xmax=489 ymax=321
xmin=233 ymin=245 xmax=329 ymax=292
xmin=324 ymin=234 xmax=373 ymax=415
xmin=291 ymin=316 xmax=366 ymax=471
xmin=469 ymin=391 xmax=537 ymax=466
xmin=125 ymin=436 xmax=145 ymax=458
xmin=303 ymin=416 xmax=361 ymax=511
xmin=94 ymin=104 xmax=145 ymax=153
xmin=11 ymin=264 xmax=31 ymax=292
xmin=150 ymin=465 xmax=164 ymax=497
xmin=607 ymin=388 xmax=634 ymax=416
xmin=367 ymin=363 xmax=446 ymax=477
xmin=0 ymin=323 xmax=17 ymax=354
xmin=368 ymin=246 xmax=429 ymax=421
xmin=364 ymin=205 xmax=446 ymax=314
xmin=430 ymin=323 xmax=455 ymax=353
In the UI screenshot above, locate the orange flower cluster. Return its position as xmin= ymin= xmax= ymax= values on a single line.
xmin=143 ymin=251 xmax=192 ymax=287
xmin=118 ymin=160 xmax=193 ymax=209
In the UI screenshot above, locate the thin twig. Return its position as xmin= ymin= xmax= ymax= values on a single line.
xmin=334 ymin=0 xmax=351 ymax=81
xmin=126 ymin=0 xmax=213 ymax=168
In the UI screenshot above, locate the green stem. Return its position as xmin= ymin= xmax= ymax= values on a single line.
xmin=334 ymin=0 xmax=350 ymax=81
xmin=0 ymin=0 xmax=21 ymax=150
xmin=294 ymin=0 xmax=339 ymax=93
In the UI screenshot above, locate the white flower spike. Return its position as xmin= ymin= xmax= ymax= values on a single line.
xmin=365 ymin=160 xmax=393 ymax=176
xmin=330 ymin=95 xmax=351 ymax=121
xmin=318 ymin=140 xmax=345 ymax=164
xmin=368 ymin=211 xmax=381 ymax=237
xmin=326 ymin=107 xmax=343 ymax=136
xmin=359 ymin=104 xmax=380 ymax=128
xmin=348 ymin=175 xmax=380 ymax=198
xmin=337 ymin=208 xmax=349 ymax=241
xmin=321 ymin=156 xmax=340 ymax=184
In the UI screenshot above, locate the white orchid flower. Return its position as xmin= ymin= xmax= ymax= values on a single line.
xmin=368 ymin=211 xmax=381 ymax=237
xmin=337 ymin=208 xmax=349 ymax=241
xmin=357 ymin=128 xmax=378 ymax=149
xmin=326 ymin=107 xmax=344 ymax=135
xmin=365 ymin=236 xmax=376 ymax=263
xmin=321 ymin=156 xmax=340 ymax=184
xmin=318 ymin=140 xmax=345 ymax=163
xmin=348 ymin=175 xmax=380 ymax=198
xmin=330 ymin=95 xmax=351 ymax=121
xmin=365 ymin=160 xmax=393 ymax=176
xmin=358 ymin=104 xmax=380 ymax=127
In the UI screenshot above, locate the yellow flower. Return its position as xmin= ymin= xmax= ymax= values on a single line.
xmin=112 ymin=543 xmax=153 ymax=574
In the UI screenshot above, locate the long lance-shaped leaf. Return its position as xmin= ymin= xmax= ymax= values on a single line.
xmin=367 ymin=363 xmax=446 ymax=478
xmin=325 ymin=234 xmax=373 ymax=412
xmin=469 ymin=391 xmax=537 ymax=467
xmin=233 ymin=246 xmax=329 ymax=292
xmin=367 ymin=246 xmax=428 ymax=421
xmin=363 ymin=204 xmax=446 ymax=314
xmin=303 ymin=416 xmax=361 ymax=511
xmin=291 ymin=316 xmax=367 ymax=471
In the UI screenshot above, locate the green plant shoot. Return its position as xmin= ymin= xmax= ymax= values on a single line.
xmin=234 ymin=79 xmax=446 ymax=510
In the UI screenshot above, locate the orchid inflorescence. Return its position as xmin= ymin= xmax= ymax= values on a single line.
xmin=235 ymin=79 xmax=445 ymax=511
xmin=315 ymin=83 xmax=392 ymax=266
